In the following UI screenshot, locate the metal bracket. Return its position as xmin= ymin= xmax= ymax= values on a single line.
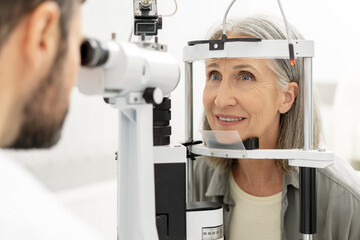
xmin=190 ymin=145 xmax=335 ymax=168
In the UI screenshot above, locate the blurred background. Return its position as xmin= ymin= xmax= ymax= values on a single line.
xmin=3 ymin=0 xmax=360 ymax=239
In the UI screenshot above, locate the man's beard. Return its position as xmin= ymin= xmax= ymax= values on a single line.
xmin=9 ymin=48 xmax=70 ymax=149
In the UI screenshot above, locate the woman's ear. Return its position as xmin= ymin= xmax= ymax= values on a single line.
xmin=279 ymin=82 xmax=298 ymax=114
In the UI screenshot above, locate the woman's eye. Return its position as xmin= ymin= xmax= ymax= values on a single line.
xmin=241 ymin=75 xmax=251 ymax=81
xmin=238 ymin=72 xmax=255 ymax=81
xmin=209 ymin=72 xmax=221 ymax=81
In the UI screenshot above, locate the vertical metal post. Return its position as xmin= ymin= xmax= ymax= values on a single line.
xmin=303 ymin=59 xmax=313 ymax=158
xmin=117 ymin=100 xmax=159 ymax=240
xmin=300 ymin=58 xmax=317 ymax=239
xmin=303 ymin=234 xmax=313 ymax=240
xmin=185 ymin=62 xmax=194 ymax=202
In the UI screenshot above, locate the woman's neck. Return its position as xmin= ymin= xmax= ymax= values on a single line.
xmin=232 ymin=159 xmax=283 ymax=197
xmin=233 ymin=124 xmax=283 ymax=197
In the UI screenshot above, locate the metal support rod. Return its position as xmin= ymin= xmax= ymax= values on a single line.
xmin=300 ymin=168 xmax=317 ymax=234
xmin=303 ymin=234 xmax=313 ymax=240
xmin=185 ymin=62 xmax=194 ymax=202
xmin=300 ymin=58 xmax=317 ymax=237
xmin=117 ymin=101 xmax=159 ymax=240
xmin=303 ymin=58 xmax=313 ymax=152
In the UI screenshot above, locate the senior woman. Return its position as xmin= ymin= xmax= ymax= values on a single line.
xmin=194 ymin=16 xmax=360 ymax=240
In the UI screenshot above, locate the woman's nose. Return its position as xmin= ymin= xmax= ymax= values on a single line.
xmin=214 ymin=80 xmax=237 ymax=108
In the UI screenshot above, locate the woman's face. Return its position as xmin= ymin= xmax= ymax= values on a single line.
xmin=203 ymin=58 xmax=286 ymax=148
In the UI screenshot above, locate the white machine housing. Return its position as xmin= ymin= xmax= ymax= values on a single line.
xmin=183 ymin=39 xmax=314 ymax=61
xmin=78 ymin=41 xmax=180 ymax=97
xmin=187 ymin=206 xmax=224 ymax=240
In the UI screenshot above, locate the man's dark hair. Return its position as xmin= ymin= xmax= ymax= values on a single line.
xmin=0 ymin=0 xmax=80 ymax=50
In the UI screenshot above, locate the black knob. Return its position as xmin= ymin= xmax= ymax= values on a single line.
xmin=143 ymin=88 xmax=163 ymax=105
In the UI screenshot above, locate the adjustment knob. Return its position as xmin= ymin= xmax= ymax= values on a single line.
xmin=143 ymin=87 xmax=163 ymax=105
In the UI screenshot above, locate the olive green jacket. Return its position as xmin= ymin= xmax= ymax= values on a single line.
xmin=193 ymin=157 xmax=360 ymax=240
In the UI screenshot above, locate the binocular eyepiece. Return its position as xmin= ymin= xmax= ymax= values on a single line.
xmin=81 ymin=39 xmax=110 ymax=68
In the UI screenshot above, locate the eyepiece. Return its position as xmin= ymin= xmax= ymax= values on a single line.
xmin=81 ymin=38 xmax=109 ymax=67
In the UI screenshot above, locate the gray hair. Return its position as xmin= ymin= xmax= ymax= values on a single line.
xmin=203 ymin=16 xmax=323 ymax=173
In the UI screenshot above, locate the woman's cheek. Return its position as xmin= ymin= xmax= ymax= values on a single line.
xmin=203 ymin=87 xmax=215 ymax=108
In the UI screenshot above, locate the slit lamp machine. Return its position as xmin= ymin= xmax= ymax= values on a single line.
xmin=78 ymin=0 xmax=336 ymax=239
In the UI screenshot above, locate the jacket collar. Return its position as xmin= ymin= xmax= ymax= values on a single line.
xmin=205 ymin=166 xmax=230 ymax=197
xmin=204 ymin=165 xmax=299 ymax=201
xmin=284 ymin=168 xmax=299 ymax=190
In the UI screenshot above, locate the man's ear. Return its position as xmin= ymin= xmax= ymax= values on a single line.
xmin=22 ymin=2 xmax=60 ymax=79
xmin=279 ymin=82 xmax=298 ymax=114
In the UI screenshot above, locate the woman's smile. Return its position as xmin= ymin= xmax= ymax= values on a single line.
xmin=215 ymin=114 xmax=247 ymax=127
